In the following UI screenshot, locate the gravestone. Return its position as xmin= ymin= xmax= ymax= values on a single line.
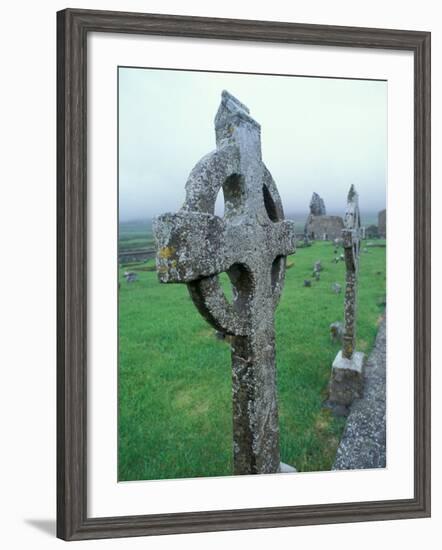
xmin=124 ymin=271 xmax=138 ymax=283
xmin=153 ymin=91 xmax=296 ymax=475
xmin=331 ymin=282 xmax=342 ymax=294
xmin=328 ymin=185 xmax=365 ymax=407
xmin=329 ymin=321 xmax=344 ymax=343
xmin=312 ymin=260 xmax=321 ymax=280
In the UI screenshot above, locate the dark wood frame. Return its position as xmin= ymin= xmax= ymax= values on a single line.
xmin=57 ymin=8 xmax=431 ymax=541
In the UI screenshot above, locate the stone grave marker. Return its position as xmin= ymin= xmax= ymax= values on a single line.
xmin=328 ymin=185 xmax=365 ymax=407
xmin=314 ymin=260 xmax=322 ymax=272
xmin=331 ymin=282 xmax=342 ymax=294
xmin=329 ymin=321 xmax=344 ymax=343
xmin=153 ymin=91 xmax=296 ymax=475
xmin=124 ymin=271 xmax=138 ymax=283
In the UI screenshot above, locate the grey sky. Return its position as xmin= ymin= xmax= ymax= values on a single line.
xmin=118 ymin=67 xmax=386 ymax=221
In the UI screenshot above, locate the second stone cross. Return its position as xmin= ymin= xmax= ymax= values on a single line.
xmin=328 ymin=185 xmax=365 ymax=409
xmin=154 ymin=91 xmax=296 ymax=475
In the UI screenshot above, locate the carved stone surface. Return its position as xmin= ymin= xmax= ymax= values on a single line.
xmin=154 ymin=91 xmax=296 ymax=475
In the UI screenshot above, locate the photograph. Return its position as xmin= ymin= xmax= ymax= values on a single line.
xmin=0 ymin=1 xmax=435 ymax=545
xmin=117 ymin=66 xmax=387 ymax=482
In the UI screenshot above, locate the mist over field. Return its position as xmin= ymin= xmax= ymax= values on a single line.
xmin=119 ymin=67 xmax=387 ymax=223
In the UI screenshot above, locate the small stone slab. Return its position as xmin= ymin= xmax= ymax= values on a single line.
xmin=328 ymin=350 xmax=364 ymax=407
xmin=279 ymin=462 xmax=297 ymax=473
xmin=333 ymin=350 xmax=364 ymax=373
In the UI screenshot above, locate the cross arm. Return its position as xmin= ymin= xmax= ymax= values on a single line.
xmin=153 ymin=211 xmax=229 ymax=283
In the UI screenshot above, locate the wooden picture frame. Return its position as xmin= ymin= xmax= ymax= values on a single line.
xmin=57 ymin=8 xmax=431 ymax=541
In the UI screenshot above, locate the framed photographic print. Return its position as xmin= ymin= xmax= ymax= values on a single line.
xmin=57 ymin=8 xmax=431 ymax=541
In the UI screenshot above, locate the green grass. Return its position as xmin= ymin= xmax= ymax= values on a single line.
xmin=118 ymin=240 xmax=386 ymax=481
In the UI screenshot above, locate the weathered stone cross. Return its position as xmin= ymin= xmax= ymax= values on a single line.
xmin=342 ymin=185 xmax=362 ymax=360
xmin=329 ymin=185 xmax=365 ymax=408
xmin=153 ymin=91 xmax=296 ymax=474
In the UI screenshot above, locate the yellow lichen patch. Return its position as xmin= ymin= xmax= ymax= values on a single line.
xmin=158 ymin=246 xmax=176 ymax=259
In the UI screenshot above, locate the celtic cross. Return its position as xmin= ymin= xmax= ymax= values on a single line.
xmin=342 ymin=184 xmax=362 ymax=359
xmin=328 ymin=184 xmax=365 ymax=409
xmin=153 ymin=91 xmax=296 ymax=474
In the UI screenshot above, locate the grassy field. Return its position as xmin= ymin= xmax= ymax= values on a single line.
xmin=118 ymin=239 xmax=386 ymax=481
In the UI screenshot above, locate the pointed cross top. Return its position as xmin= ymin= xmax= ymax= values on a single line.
xmin=347 ymin=184 xmax=357 ymax=203
xmin=344 ymin=185 xmax=360 ymax=231
xmin=219 ymin=90 xmax=250 ymax=114
xmin=215 ymin=90 xmax=261 ymax=149
xmin=343 ymin=185 xmax=361 ymax=273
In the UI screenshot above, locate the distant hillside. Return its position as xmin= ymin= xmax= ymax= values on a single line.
xmin=119 ymin=210 xmax=382 ymax=251
xmin=119 ymin=219 xmax=154 ymax=251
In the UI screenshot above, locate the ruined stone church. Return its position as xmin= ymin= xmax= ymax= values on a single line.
xmin=304 ymin=192 xmax=344 ymax=240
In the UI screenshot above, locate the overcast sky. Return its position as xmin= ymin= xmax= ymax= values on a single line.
xmin=118 ymin=67 xmax=387 ymax=221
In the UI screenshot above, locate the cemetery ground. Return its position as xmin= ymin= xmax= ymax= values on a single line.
xmin=118 ymin=239 xmax=386 ymax=482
